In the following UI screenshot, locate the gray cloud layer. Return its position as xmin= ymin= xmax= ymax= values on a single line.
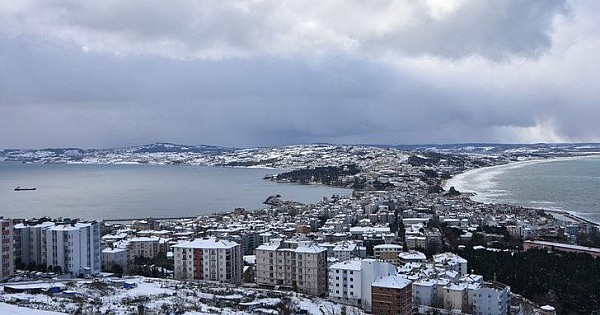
xmin=1 ymin=0 xmax=598 ymax=148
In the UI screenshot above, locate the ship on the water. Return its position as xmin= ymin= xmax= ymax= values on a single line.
xmin=14 ymin=186 xmax=36 ymax=191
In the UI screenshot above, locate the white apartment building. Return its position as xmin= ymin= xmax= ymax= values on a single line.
xmin=443 ymin=283 xmax=468 ymax=312
xmin=173 ymin=237 xmax=242 ymax=284
xmin=398 ymin=250 xmax=427 ymax=264
xmin=15 ymin=221 xmax=55 ymax=267
xmin=434 ymin=253 xmax=468 ymax=276
xmin=0 ymin=219 xmax=16 ymax=281
xmin=412 ymin=279 xmax=438 ymax=307
xmin=102 ymin=247 xmax=129 ymax=274
xmin=472 ymin=282 xmax=510 ymax=315
xmin=332 ymin=242 xmax=360 ymax=261
xmin=328 ymin=258 xmax=397 ymax=312
xmin=255 ymin=239 xmax=328 ymax=296
xmin=45 ymin=222 xmax=101 ymax=276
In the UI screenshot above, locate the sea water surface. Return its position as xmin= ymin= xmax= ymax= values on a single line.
xmin=0 ymin=163 xmax=351 ymax=220
xmin=445 ymin=156 xmax=600 ymax=224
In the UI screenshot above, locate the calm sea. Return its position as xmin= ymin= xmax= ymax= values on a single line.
xmin=0 ymin=163 xmax=351 ymax=220
xmin=445 ymin=156 xmax=600 ymax=224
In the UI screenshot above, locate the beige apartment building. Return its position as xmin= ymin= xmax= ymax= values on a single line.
xmin=373 ymin=244 xmax=403 ymax=266
xmin=128 ymin=237 xmax=163 ymax=260
xmin=255 ymin=239 xmax=327 ymax=296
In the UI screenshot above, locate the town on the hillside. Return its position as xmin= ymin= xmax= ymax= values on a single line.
xmin=1 ymin=144 xmax=599 ymax=314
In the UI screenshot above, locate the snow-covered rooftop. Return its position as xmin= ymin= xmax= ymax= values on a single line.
xmin=173 ymin=237 xmax=238 ymax=249
xmin=330 ymin=259 xmax=362 ymax=271
xmin=372 ymin=275 xmax=411 ymax=290
xmin=295 ymin=244 xmax=326 ymax=254
xmin=374 ymin=244 xmax=403 ymax=249
xmin=0 ymin=303 xmax=65 ymax=315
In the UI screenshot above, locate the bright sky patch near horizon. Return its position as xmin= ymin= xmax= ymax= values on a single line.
xmin=1 ymin=0 xmax=599 ymax=149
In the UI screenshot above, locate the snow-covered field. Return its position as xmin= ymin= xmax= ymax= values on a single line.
xmin=0 ymin=277 xmax=365 ymax=315
xmin=0 ymin=303 xmax=65 ymax=315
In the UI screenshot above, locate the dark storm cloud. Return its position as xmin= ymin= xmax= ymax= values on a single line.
xmin=0 ymin=0 xmax=599 ymax=148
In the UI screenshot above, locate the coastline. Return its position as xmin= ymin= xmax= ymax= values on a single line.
xmin=444 ymin=155 xmax=600 ymax=226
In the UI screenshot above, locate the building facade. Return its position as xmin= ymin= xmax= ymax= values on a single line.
xmin=0 ymin=219 xmax=16 ymax=281
xmin=101 ymin=247 xmax=129 ymax=274
xmin=45 ymin=222 xmax=102 ymax=276
xmin=371 ymin=275 xmax=412 ymax=315
xmin=328 ymin=259 xmax=397 ymax=312
xmin=255 ymin=239 xmax=328 ymax=296
xmin=373 ymin=244 xmax=403 ymax=265
xmin=412 ymin=279 xmax=438 ymax=308
xmin=15 ymin=221 xmax=55 ymax=267
xmin=129 ymin=237 xmax=161 ymax=260
xmin=434 ymin=253 xmax=468 ymax=276
xmin=173 ymin=237 xmax=242 ymax=284
xmin=472 ymin=282 xmax=510 ymax=315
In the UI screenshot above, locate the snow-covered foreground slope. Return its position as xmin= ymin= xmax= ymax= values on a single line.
xmin=0 ymin=303 xmax=66 ymax=314
xmin=0 ymin=277 xmax=365 ymax=315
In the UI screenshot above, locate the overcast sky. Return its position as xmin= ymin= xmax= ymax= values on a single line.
xmin=1 ymin=0 xmax=599 ymax=149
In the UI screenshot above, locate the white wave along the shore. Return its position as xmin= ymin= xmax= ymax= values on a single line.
xmin=445 ymin=160 xmax=542 ymax=203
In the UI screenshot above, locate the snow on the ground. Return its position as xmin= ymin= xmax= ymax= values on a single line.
xmin=0 ymin=276 xmax=365 ymax=315
xmin=0 ymin=303 xmax=66 ymax=314
xmin=111 ymin=279 xmax=174 ymax=299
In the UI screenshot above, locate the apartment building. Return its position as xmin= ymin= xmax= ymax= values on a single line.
xmin=373 ymin=244 xmax=403 ymax=265
xmin=328 ymin=259 xmax=397 ymax=312
xmin=45 ymin=222 xmax=101 ymax=276
xmin=0 ymin=218 xmax=16 ymax=281
xmin=406 ymin=235 xmax=427 ymax=250
xmin=255 ymin=239 xmax=328 ymax=296
xmin=173 ymin=237 xmax=242 ymax=284
xmin=128 ymin=237 xmax=162 ymax=260
xmin=433 ymin=253 xmax=468 ymax=276
xmin=412 ymin=279 xmax=438 ymax=307
xmin=332 ymin=242 xmax=361 ymax=261
xmin=101 ymin=247 xmax=129 ymax=274
xmin=398 ymin=250 xmax=427 ymax=264
xmin=371 ymin=275 xmax=412 ymax=315
xmin=15 ymin=221 xmax=55 ymax=267
xmin=443 ymin=283 xmax=468 ymax=312
xmin=472 ymin=282 xmax=510 ymax=315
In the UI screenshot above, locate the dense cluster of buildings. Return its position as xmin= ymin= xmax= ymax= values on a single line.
xmin=0 ymin=214 xmax=516 ymax=315
xmin=2 ymin=145 xmax=598 ymax=314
